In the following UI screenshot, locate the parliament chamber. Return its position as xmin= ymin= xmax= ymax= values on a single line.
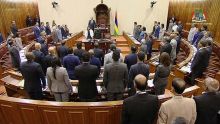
xmin=0 ymin=0 xmax=220 ymax=124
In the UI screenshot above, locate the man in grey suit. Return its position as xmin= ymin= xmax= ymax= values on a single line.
xmin=104 ymin=44 xmax=123 ymax=66
xmin=103 ymin=50 xmax=128 ymax=101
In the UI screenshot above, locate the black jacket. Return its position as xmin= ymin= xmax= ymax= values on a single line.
xmin=75 ymin=63 xmax=99 ymax=99
xmin=194 ymin=92 xmax=220 ymax=124
xmin=191 ymin=47 xmax=210 ymax=75
xmin=121 ymin=93 xmax=159 ymax=124
xmin=20 ymin=61 xmax=46 ymax=92
xmin=160 ymin=42 xmax=172 ymax=55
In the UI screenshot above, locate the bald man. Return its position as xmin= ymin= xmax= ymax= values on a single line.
xmin=44 ymin=47 xmax=56 ymax=73
xmin=89 ymin=49 xmax=101 ymax=72
xmin=194 ymin=77 xmax=220 ymax=124
xmin=32 ymin=43 xmax=45 ymax=74
xmin=121 ymin=74 xmax=159 ymax=124
xmin=158 ymin=78 xmax=196 ymax=124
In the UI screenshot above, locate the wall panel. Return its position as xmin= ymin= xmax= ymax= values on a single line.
xmin=168 ymin=0 xmax=220 ymax=42
xmin=0 ymin=0 xmax=39 ymax=39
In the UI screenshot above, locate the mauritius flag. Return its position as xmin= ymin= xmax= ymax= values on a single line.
xmin=114 ymin=11 xmax=119 ymax=36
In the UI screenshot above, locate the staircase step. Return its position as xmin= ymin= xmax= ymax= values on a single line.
xmin=116 ymin=40 xmax=128 ymax=44
xmin=117 ymin=43 xmax=129 ymax=47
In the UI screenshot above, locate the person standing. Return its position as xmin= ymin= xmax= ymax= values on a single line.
xmin=89 ymin=49 xmax=101 ymax=73
xmin=104 ymin=44 xmax=123 ymax=66
xmin=34 ymin=15 xmax=40 ymax=25
xmin=57 ymin=40 xmax=68 ymax=62
xmin=33 ymin=23 xmax=41 ymax=39
xmin=88 ymin=17 xmax=96 ymax=31
xmin=190 ymin=40 xmax=209 ymax=85
xmin=128 ymin=52 xmax=149 ymax=96
xmin=0 ymin=32 xmax=3 ymax=44
xmin=194 ymin=77 xmax=220 ymax=124
xmin=63 ymin=48 xmax=80 ymax=80
xmin=159 ymin=24 xmax=166 ymax=40
xmin=20 ymin=52 xmax=46 ymax=100
xmin=26 ymin=15 xmax=33 ymax=27
xmin=10 ymin=21 xmax=18 ymax=36
xmin=157 ymin=78 xmax=197 ymax=124
xmin=104 ymin=50 xmax=128 ymax=100
xmin=153 ymin=52 xmax=171 ymax=95
xmin=160 ymin=36 xmax=172 ymax=56
xmin=124 ymin=45 xmax=138 ymax=71
xmin=14 ymin=34 xmax=23 ymax=51
xmin=170 ymin=33 xmax=177 ymax=64
xmin=93 ymin=42 xmax=104 ymax=65
xmin=121 ymin=74 xmax=159 ymax=124
xmin=188 ymin=24 xmax=197 ymax=43
xmin=45 ymin=22 xmax=51 ymax=35
xmin=46 ymin=57 xmax=72 ymax=102
xmin=75 ymin=52 xmax=99 ymax=101
xmin=133 ymin=22 xmax=138 ymax=37
xmin=8 ymin=40 xmax=21 ymax=71
xmin=44 ymin=47 xmax=56 ymax=71
xmin=73 ymin=42 xmax=86 ymax=61
xmin=32 ymin=43 xmax=45 ymax=74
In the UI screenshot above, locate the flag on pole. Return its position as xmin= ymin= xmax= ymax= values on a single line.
xmin=114 ymin=11 xmax=119 ymax=36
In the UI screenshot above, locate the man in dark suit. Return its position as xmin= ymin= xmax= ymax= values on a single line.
xmin=20 ymin=52 xmax=46 ymax=100
xmin=88 ymin=17 xmax=96 ymax=31
xmin=0 ymin=32 xmax=3 ymax=44
xmin=63 ymin=48 xmax=80 ymax=80
xmin=89 ymin=49 xmax=101 ymax=73
xmin=44 ymin=47 xmax=56 ymax=71
xmin=121 ymin=74 xmax=159 ymax=124
xmin=194 ymin=77 xmax=220 ymax=124
xmin=32 ymin=43 xmax=46 ymax=74
xmin=8 ymin=40 xmax=21 ymax=71
xmin=26 ymin=15 xmax=33 ymax=27
xmin=73 ymin=42 xmax=86 ymax=61
xmin=103 ymin=50 xmax=128 ymax=100
xmin=128 ymin=52 xmax=149 ymax=96
xmin=124 ymin=45 xmax=138 ymax=71
xmin=93 ymin=42 xmax=104 ymax=65
xmin=57 ymin=40 xmax=68 ymax=62
xmin=33 ymin=23 xmax=41 ymax=39
xmin=160 ymin=36 xmax=172 ymax=55
xmin=45 ymin=22 xmax=51 ymax=35
xmin=10 ymin=21 xmax=18 ymax=36
xmin=75 ymin=52 xmax=99 ymax=101
xmin=190 ymin=40 xmax=209 ymax=84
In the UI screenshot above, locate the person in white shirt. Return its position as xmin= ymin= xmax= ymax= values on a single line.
xmin=84 ymin=27 xmax=94 ymax=39
xmin=188 ymin=24 xmax=197 ymax=43
xmin=170 ymin=33 xmax=177 ymax=63
xmin=172 ymin=22 xmax=178 ymax=32
xmin=104 ymin=44 xmax=123 ymax=66
xmin=159 ymin=24 xmax=166 ymax=40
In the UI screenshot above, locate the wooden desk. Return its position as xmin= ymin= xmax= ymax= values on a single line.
xmin=82 ymin=39 xmax=113 ymax=53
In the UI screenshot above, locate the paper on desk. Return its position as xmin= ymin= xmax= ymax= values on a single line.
xmin=180 ymin=66 xmax=191 ymax=73
xmin=18 ymin=79 xmax=24 ymax=87
xmin=97 ymin=86 xmax=102 ymax=93
xmin=148 ymin=79 xmax=154 ymax=88
xmin=72 ymin=86 xmax=78 ymax=93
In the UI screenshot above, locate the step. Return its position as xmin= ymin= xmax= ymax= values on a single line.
xmin=116 ymin=40 xmax=128 ymax=44
xmin=117 ymin=43 xmax=129 ymax=47
xmin=118 ymin=47 xmax=130 ymax=54
xmin=112 ymin=36 xmax=127 ymax=41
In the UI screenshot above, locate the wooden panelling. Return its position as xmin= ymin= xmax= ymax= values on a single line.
xmin=168 ymin=0 xmax=220 ymax=42
xmin=0 ymin=100 xmax=24 ymax=124
xmin=0 ymin=0 xmax=39 ymax=38
xmin=38 ymin=106 xmax=67 ymax=124
xmin=18 ymin=103 xmax=42 ymax=124
xmin=63 ymin=107 xmax=89 ymax=124
xmin=89 ymin=107 xmax=114 ymax=124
